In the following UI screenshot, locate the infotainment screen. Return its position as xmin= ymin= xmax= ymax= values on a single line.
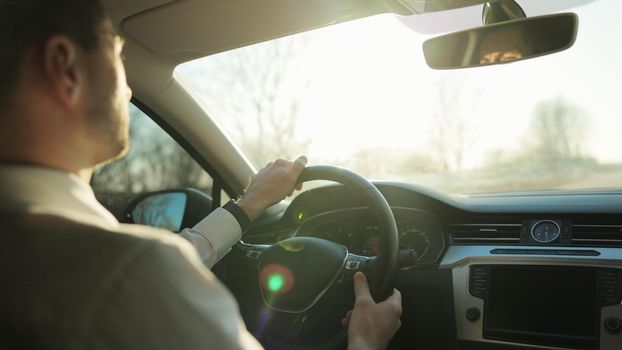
xmin=485 ymin=266 xmax=599 ymax=347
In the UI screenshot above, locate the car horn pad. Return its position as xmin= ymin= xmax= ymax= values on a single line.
xmin=259 ymin=237 xmax=347 ymax=313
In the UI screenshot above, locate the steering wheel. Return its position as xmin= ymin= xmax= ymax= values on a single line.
xmin=234 ymin=165 xmax=399 ymax=349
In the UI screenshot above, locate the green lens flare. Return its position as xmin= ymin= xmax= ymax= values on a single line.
xmin=267 ymin=273 xmax=285 ymax=292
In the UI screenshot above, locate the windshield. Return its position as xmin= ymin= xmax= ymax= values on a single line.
xmin=176 ymin=0 xmax=622 ymax=195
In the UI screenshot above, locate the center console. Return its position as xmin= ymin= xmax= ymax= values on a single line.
xmin=470 ymin=265 xmax=620 ymax=349
xmin=442 ymin=246 xmax=622 ymax=350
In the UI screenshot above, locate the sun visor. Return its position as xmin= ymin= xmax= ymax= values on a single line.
xmin=121 ymin=0 xmax=393 ymax=64
xmin=102 ymin=0 xmax=175 ymax=24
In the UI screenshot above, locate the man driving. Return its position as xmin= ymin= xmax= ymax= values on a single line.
xmin=0 ymin=0 xmax=401 ymax=349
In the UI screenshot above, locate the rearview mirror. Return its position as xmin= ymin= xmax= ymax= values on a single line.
xmin=423 ymin=13 xmax=578 ymax=69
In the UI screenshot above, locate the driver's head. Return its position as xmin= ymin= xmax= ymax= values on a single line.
xmin=0 ymin=0 xmax=131 ymax=175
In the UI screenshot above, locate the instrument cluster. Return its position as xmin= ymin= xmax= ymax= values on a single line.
xmin=296 ymin=207 xmax=445 ymax=265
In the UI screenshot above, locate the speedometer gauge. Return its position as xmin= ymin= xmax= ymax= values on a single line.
xmin=310 ymin=221 xmax=352 ymax=247
xmin=398 ymin=220 xmax=431 ymax=261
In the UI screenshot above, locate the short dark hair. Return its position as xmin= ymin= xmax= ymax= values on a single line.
xmin=0 ymin=0 xmax=106 ymax=107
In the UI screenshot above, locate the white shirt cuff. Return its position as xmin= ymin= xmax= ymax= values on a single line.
xmin=179 ymin=207 xmax=242 ymax=268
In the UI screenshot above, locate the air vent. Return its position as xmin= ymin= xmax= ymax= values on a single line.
xmin=449 ymin=223 xmax=522 ymax=245
xmin=571 ymin=224 xmax=622 ymax=247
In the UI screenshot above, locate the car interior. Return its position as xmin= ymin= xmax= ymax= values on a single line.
xmin=95 ymin=0 xmax=622 ymax=349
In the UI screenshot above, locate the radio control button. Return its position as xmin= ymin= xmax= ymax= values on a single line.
xmin=466 ymin=307 xmax=481 ymax=322
xmin=604 ymin=317 xmax=622 ymax=334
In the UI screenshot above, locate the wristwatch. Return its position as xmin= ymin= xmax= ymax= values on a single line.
xmin=222 ymin=199 xmax=251 ymax=232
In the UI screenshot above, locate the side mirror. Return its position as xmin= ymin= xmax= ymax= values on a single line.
xmin=423 ymin=13 xmax=578 ymax=69
xmin=123 ymin=188 xmax=213 ymax=232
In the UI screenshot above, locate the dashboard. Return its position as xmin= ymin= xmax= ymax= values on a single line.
xmin=237 ymin=182 xmax=622 ymax=350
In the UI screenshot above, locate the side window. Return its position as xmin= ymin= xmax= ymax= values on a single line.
xmin=92 ymin=103 xmax=213 ymax=219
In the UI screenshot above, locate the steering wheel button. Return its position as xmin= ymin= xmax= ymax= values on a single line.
xmin=345 ymin=261 xmax=360 ymax=270
xmin=246 ymin=250 xmax=261 ymax=259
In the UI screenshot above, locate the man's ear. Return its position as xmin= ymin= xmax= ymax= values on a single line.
xmin=42 ymin=36 xmax=83 ymax=108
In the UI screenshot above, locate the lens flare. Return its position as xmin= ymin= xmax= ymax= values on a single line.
xmin=260 ymin=263 xmax=295 ymax=295
xmin=254 ymin=308 xmax=272 ymax=340
xmin=267 ymin=273 xmax=284 ymax=292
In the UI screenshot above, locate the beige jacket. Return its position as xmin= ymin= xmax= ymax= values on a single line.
xmin=0 ymin=165 xmax=263 ymax=349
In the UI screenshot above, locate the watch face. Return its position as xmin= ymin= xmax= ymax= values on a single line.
xmin=531 ymin=221 xmax=560 ymax=243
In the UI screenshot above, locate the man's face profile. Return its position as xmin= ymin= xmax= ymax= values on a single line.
xmin=84 ymin=22 xmax=132 ymax=165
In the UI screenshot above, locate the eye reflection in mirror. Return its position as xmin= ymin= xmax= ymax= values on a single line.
xmin=480 ymin=49 xmax=523 ymax=64
xmin=131 ymin=192 xmax=187 ymax=232
xmin=479 ymin=25 xmax=527 ymax=64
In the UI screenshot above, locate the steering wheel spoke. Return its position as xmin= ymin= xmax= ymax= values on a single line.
xmin=229 ymin=241 xmax=269 ymax=270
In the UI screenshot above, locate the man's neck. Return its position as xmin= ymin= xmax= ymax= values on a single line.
xmin=77 ymin=167 xmax=94 ymax=183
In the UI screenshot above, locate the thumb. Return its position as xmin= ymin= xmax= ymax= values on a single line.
xmin=353 ymin=272 xmax=373 ymax=301
xmin=382 ymin=288 xmax=402 ymax=310
xmin=293 ymin=155 xmax=308 ymax=171
xmin=296 ymin=155 xmax=308 ymax=165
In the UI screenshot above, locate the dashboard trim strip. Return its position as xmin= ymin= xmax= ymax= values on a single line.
xmin=441 ymin=245 xmax=622 ymax=269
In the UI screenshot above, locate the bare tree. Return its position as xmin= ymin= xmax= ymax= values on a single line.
xmin=429 ymin=77 xmax=480 ymax=172
xmin=182 ymin=35 xmax=314 ymax=167
xmin=529 ymin=98 xmax=587 ymax=160
xmin=476 ymin=97 xmax=593 ymax=192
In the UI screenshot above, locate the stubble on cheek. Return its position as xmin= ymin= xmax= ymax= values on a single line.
xmin=86 ymin=75 xmax=130 ymax=165
xmin=116 ymin=102 xmax=130 ymax=158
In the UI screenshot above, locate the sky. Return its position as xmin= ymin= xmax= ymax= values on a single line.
xmin=176 ymin=0 xmax=622 ymax=173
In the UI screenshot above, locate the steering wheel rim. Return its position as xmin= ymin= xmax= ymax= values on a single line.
xmin=296 ymin=165 xmax=399 ymax=300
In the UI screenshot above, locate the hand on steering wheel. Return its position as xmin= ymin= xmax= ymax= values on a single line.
xmin=235 ymin=159 xmax=401 ymax=349
xmin=344 ymin=272 xmax=402 ymax=350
